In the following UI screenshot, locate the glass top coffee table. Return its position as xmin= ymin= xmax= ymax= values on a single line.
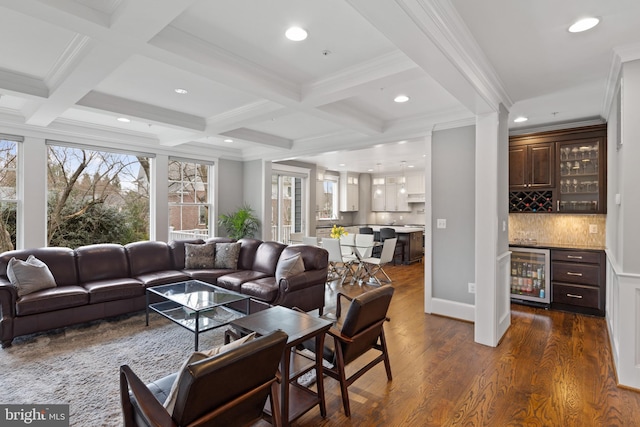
xmin=146 ymin=280 xmax=250 ymax=350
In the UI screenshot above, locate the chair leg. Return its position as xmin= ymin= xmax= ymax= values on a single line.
xmin=379 ymin=329 xmax=392 ymax=381
xmin=335 ymin=346 xmax=352 ymax=417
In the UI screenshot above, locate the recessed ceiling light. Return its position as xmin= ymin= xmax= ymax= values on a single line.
xmin=514 ymin=116 xmax=528 ymax=123
xmin=285 ymin=27 xmax=307 ymax=41
xmin=398 ymin=140 xmax=407 ymax=145
xmin=408 ymin=165 xmax=415 ymax=168
xmin=224 ymin=139 xmax=233 ymax=143
xmin=367 ymin=168 xmax=374 ymax=172
xmin=394 ymin=95 xmax=410 ymax=103
xmin=117 ymin=117 xmax=130 ymax=123
xmin=568 ymin=17 xmax=600 ymax=33
xmin=339 ymin=163 xmax=346 ymax=167
xmin=174 ymin=88 xmax=188 ymax=95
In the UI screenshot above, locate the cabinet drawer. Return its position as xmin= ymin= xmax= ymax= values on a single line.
xmin=551 ymin=250 xmax=601 ymax=264
xmin=552 ymin=262 xmax=599 ymax=286
xmin=553 ymin=283 xmax=601 ymax=309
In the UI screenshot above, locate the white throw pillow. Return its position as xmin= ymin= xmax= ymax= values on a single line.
xmin=6 ymin=255 xmax=57 ymax=297
xmin=163 ymin=332 xmax=257 ymax=415
xmin=275 ymin=253 xmax=305 ymax=283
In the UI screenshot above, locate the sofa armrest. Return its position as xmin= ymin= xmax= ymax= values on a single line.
xmin=0 ymin=279 xmax=16 ymax=318
xmin=279 ymin=269 xmax=327 ymax=293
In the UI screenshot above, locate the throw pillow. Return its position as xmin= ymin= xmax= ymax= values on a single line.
xmin=184 ymin=243 xmax=215 ymax=269
xmin=163 ymin=332 xmax=257 ymax=414
xmin=6 ymin=255 xmax=57 ymax=297
xmin=214 ymin=242 xmax=241 ymax=269
xmin=275 ymin=253 xmax=305 ymax=283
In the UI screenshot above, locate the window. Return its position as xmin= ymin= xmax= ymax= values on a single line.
xmin=0 ymin=138 xmax=18 ymax=251
xmin=168 ymin=159 xmax=211 ymax=240
xmin=318 ymin=175 xmax=338 ymax=220
xmin=46 ymin=143 xmax=150 ymax=247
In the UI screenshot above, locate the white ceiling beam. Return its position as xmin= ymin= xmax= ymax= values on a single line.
xmin=110 ymin=0 xmax=199 ymax=40
xmin=24 ymin=41 xmax=132 ymax=127
xmin=221 ymin=128 xmax=293 ymax=150
xmin=77 ymin=92 xmax=206 ymax=131
xmin=347 ymin=0 xmax=511 ymax=115
xmin=0 ymin=69 xmax=48 ymax=99
xmin=302 ymin=51 xmax=423 ymax=107
xmin=206 ymin=101 xmax=291 ymax=135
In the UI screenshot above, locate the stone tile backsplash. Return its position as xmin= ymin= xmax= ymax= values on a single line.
xmin=509 ymin=213 xmax=606 ymax=248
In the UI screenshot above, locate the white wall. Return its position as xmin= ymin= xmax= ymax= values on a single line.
xmin=606 ymin=59 xmax=640 ymax=390
xmin=216 ymin=159 xmax=244 ymax=237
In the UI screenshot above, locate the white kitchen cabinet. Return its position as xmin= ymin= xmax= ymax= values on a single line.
xmin=340 ymin=172 xmax=359 ymax=212
xmin=371 ymin=177 xmax=385 ymax=211
xmin=372 ymin=175 xmax=409 ymax=212
xmin=406 ymin=172 xmax=425 ymax=194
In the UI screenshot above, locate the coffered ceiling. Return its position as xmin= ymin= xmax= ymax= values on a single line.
xmin=1 ymin=0 xmax=639 ymax=173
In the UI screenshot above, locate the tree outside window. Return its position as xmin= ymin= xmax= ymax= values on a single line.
xmin=168 ymin=159 xmax=210 ymax=240
xmin=0 ymin=139 xmax=17 ymax=252
xmin=47 ymin=145 xmax=150 ymax=248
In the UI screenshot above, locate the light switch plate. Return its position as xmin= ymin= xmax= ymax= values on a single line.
xmin=437 ymin=219 xmax=447 ymax=229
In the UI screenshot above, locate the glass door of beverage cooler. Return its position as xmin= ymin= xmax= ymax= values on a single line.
xmin=510 ymin=247 xmax=551 ymax=304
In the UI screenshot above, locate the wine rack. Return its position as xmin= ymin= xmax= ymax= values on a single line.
xmin=509 ymin=191 xmax=553 ymax=213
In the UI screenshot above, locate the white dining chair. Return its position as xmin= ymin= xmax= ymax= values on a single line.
xmin=322 ymin=238 xmax=354 ymax=286
xmin=360 ymin=238 xmax=397 ymax=285
xmin=302 ymin=236 xmax=319 ymax=246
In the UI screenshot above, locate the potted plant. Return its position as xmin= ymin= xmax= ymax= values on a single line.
xmin=217 ymin=204 xmax=260 ymax=239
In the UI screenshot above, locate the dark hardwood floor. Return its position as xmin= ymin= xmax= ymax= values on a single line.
xmin=278 ymin=260 xmax=640 ymax=426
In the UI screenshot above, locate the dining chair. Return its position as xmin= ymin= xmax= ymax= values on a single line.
xmin=360 ymin=238 xmax=397 ymax=285
xmin=358 ymin=227 xmax=374 ymax=235
xmin=352 ymin=234 xmax=375 ymax=282
xmin=302 ymin=236 xmax=319 ymax=246
xmin=322 ymin=238 xmax=354 ymax=286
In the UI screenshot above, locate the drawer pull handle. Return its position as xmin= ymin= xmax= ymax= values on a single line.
xmin=567 ymin=293 xmax=583 ymax=299
xmin=567 ymin=255 xmax=583 ymax=259
xmin=567 ymin=272 xmax=583 ymax=277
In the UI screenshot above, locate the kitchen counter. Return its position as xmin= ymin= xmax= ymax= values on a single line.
xmin=509 ymin=242 xmax=606 ymax=251
xmin=370 ymin=225 xmax=425 ymax=234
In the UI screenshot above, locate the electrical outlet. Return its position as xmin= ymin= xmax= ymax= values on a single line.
xmin=437 ymin=219 xmax=447 ymax=229
xmin=589 ymin=224 xmax=598 ymax=234
xmin=468 ymin=282 xmax=476 ymax=293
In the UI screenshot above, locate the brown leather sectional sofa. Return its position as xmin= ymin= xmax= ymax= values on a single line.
xmin=0 ymin=237 xmax=328 ymax=348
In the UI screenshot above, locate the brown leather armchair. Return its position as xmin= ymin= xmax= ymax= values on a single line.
xmin=120 ymin=330 xmax=288 ymax=427
xmin=321 ymin=286 xmax=394 ymax=417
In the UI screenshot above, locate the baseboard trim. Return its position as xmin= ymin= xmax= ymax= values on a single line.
xmin=431 ymin=297 xmax=475 ymax=322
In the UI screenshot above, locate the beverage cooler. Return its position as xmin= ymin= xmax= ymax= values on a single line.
xmin=509 ymin=247 xmax=551 ymax=305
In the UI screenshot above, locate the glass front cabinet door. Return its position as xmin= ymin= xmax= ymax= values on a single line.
xmin=556 ymin=136 xmax=606 ymax=213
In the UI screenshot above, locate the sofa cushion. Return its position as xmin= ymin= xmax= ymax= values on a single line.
xmin=214 ymin=243 xmax=241 ymax=269
xmin=235 ymin=239 xmax=262 ymax=270
xmin=184 ymin=243 xmax=215 ymax=269
xmin=275 ymin=253 xmax=305 ymax=283
xmin=216 ymin=271 xmax=270 ymax=292
xmin=83 ymin=278 xmax=145 ymax=304
xmin=15 ymin=286 xmax=89 ymax=316
xmin=183 ymin=269 xmax=235 ymax=284
xmin=7 ymin=255 xmax=57 ymax=297
xmin=252 ymin=241 xmax=287 ymax=275
xmin=240 ymin=277 xmax=279 ymax=303
xmin=126 ymin=241 xmax=173 ymax=275
xmin=135 ymin=271 xmax=190 ymax=287
xmin=0 ymin=247 xmax=78 ymax=286
xmin=76 ymin=244 xmax=130 ymax=283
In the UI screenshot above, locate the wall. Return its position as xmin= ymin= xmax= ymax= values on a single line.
xmin=509 ymin=214 xmax=606 ymax=247
xmin=242 ymin=159 xmax=267 ymax=239
xmin=605 ymin=58 xmax=640 ymax=391
xmin=432 ymin=125 xmax=476 ymax=304
xmin=216 ymin=159 xmax=244 ymax=237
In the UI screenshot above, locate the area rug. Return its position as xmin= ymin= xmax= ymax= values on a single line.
xmin=0 ymin=312 xmax=231 ymax=426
